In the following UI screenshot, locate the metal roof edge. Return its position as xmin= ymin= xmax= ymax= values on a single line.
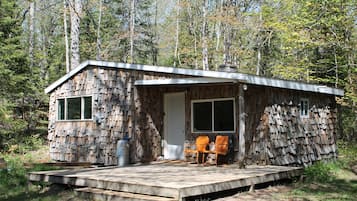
xmin=134 ymin=77 xmax=238 ymax=86
xmin=45 ymin=60 xmax=344 ymax=96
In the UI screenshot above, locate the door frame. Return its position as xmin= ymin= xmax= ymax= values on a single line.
xmin=163 ymin=92 xmax=186 ymax=159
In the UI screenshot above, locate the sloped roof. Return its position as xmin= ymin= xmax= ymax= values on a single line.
xmin=45 ymin=60 xmax=344 ymax=96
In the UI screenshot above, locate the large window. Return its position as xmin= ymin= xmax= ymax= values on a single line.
xmin=57 ymin=96 xmax=92 ymax=120
xmin=192 ymin=98 xmax=235 ymax=133
xmin=300 ymin=98 xmax=309 ymax=118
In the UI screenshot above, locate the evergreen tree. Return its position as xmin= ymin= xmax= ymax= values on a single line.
xmin=0 ymin=0 xmax=48 ymax=151
xmin=0 ymin=0 xmax=29 ymax=149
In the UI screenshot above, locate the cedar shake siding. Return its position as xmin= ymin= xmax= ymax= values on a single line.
xmin=245 ymin=85 xmax=337 ymax=166
xmin=47 ymin=61 xmax=342 ymax=166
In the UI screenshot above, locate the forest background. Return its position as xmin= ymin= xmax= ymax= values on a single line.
xmin=0 ymin=0 xmax=356 ymax=152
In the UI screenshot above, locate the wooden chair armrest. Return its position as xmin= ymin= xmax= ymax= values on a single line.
xmin=184 ymin=149 xmax=197 ymax=154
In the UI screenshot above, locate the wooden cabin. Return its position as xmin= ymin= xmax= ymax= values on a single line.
xmin=45 ymin=60 xmax=344 ymax=167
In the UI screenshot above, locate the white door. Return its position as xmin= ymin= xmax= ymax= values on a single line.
xmin=163 ymin=92 xmax=185 ymax=160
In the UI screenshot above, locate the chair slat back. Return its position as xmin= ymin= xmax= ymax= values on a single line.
xmin=215 ymin=135 xmax=229 ymax=155
xmin=196 ymin=136 xmax=209 ymax=152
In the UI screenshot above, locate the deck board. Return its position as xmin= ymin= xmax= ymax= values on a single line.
xmin=29 ymin=163 xmax=303 ymax=200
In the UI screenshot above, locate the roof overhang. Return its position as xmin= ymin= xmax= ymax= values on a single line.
xmin=134 ymin=77 xmax=238 ymax=86
xmin=45 ymin=60 xmax=344 ymax=96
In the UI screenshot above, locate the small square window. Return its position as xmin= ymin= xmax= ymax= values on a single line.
xmin=300 ymin=99 xmax=309 ymax=118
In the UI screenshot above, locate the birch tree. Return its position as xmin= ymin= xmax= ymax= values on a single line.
xmin=64 ymin=0 xmax=70 ymax=72
xmin=28 ymin=0 xmax=35 ymax=70
xmin=96 ymin=0 xmax=103 ymax=60
xmin=129 ymin=0 xmax=135 ymax=63
xmin=201 ymin=0 xmax=209 ymax=70
xmin=69 ymin=0 xmax=82 ymax=69
xmin=173 ymin=0 xmax=180 ymax=67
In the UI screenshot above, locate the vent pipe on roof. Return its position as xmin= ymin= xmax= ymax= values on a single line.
xmin=218 ymin=64 xmax=238 ymax=73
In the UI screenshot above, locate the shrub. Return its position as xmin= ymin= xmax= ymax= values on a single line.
xmin=338 ymin=141 xmax=357 ymax=166
xmin=0 ymin=156 xmax=27 ymax=188
xmin=303 ymin=161 xmax=339 ymax=183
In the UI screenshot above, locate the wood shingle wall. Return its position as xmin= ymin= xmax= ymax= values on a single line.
xmin=48 ymin=66 xmax=187 ymax=165
xmin=245 ymin=86 xmax=338 ymax=167
xmin=48 ymin=66 xmax=339 ymax=167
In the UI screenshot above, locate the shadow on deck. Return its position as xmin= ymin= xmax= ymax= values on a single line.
xmin=28 ymin=162 xmax=303 ymax=201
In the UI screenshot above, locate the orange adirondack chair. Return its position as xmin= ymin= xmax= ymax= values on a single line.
xmin=185 ymin=135 xmax=210 ymax=164
xmin=211 ymin=135 xmax=229 ymax=166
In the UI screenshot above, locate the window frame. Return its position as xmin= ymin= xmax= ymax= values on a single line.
xmin=300 ymin=98 xmax=309 ymax=118
xmin=57 ymin=98 xmax=65 ymax=120
xmin=56 ymin=95 xmax=93 ymax=121
xmin=191 ymin=98 xmax=236 ymax=133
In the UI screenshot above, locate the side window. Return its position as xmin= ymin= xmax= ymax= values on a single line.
xmin=300 ymin=98 xmax=309 ymax=118
xmin=57 ymin=96 xmax=92 ymax=121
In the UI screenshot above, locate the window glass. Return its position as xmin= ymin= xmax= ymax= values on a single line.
xmin=67 ymin=98 xmax=81 ymax=120
xmin=83 ymin=97 xmax=92 ymax=119
xmin=192 ymin=99 xmax=235 ymax=132
xmin=193 ymin=102 xmax=212 ymax=132
xmin=58 ymin=99 xmax=65 ymax=120
xmin=214 ymin=100 xmax=234 ymax=131
xmin=300 ymin=99 xmax=309 ymax=117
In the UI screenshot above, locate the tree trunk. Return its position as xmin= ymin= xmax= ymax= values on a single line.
xmin=64 ymin=0 xmax=70 ymax=73
xmin=152 ymin=0 xmax=158 ymax=65
xmin=186 ymin=2 xmax=198 ymax=69
xmin=173 ymin=0 xmax=180 ymax=67
xmin=202 ymin=0 xmax=209 ymax=70
xmin=256 ymin=10 xmax=262 ymax=76
xmin=129 ymin=0 xmax=135 ymax=63
xmin=223 ymin=25 xmax=232 ymax=65
xmin=333 ymin=46 xmax=338 ymax=88
xmin=40 ymin=32 xmax=48 ymax=80
xmin=256 ymin=47 xmax=261 ymax=75
xmin=194 ymin=30 xmax=198 ymax=69
xmin=215 ymin=0 xmax=223 ymax=69
xmin=69 ymin=0 xmax=82 ymax=70
xmin=29 ymin=0 xmax=35 ymax=71
xmin=96 ymin=0 xmax=103 ymax=60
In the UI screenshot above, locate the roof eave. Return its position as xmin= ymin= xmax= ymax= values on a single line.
xmin=45 ymin=60 xmax=344 ymax=97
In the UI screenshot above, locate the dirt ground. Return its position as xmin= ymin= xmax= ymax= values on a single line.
xmin=214 ymin=185 xmax=296 ymax=201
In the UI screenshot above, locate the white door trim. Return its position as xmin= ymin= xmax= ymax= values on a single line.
xmin=163 ymin=92 xmax=185 ymax=160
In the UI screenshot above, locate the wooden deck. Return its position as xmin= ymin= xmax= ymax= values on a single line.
xmin=28 ymin=162 xmax=303 ymax=201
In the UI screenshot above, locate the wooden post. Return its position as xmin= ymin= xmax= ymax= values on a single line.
xmin=238 ymin=84 xmax=246 ymax=168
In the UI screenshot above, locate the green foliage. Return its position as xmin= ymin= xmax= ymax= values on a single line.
xmin=303 ymin=141 xmax=357 ymax=183
xmin=288 ymin=142 xmax=357 ymax=201
xmin=304 ymin=161 xmax=340 ymax=183
xmin=0 ymin=0 xmax=49 ymax=153
xmin=0 ymin=154 xmax=65 ymax=201
xmin=337 ymin=141 xmax=357 ymax=166
xmin=0 ymin=0 xmax=356 ymax=156
xmin=0 ymin=156 xmax=27 ymax=189
xmin=340 ymin=106 xmax=357 ymax=143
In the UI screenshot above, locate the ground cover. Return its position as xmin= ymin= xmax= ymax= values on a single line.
xmin=0 ymin=142 xmax=356 ymax=201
